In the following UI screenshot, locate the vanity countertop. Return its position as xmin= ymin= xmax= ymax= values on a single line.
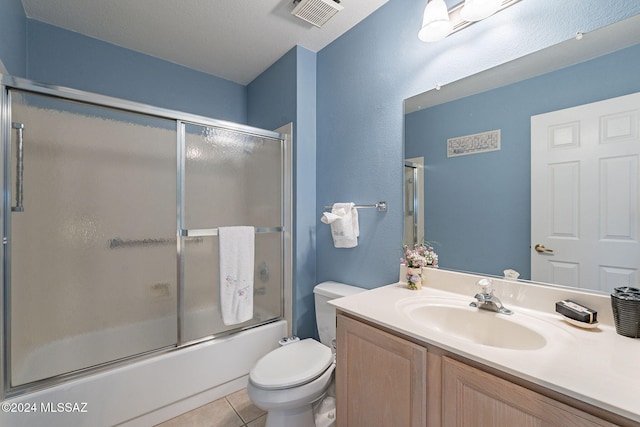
xmin=329 ymin=268 xmax=640 ymax=423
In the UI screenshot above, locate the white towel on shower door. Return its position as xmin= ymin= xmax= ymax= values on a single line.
xmin=219 ymin=226 xmax=255 ymax=326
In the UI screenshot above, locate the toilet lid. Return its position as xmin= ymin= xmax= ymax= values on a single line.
xmin=250 ymin=339 xmax=333 ymax=390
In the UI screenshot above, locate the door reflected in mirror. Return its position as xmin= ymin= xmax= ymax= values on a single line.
xmin=530 ymin=93 xmax=640 ymax=291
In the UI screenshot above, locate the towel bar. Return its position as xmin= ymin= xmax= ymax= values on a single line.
xmin=109 ymin=227 xmax=282 ymax=247
xmin=180 ymin=226 xmax=283 ymax=237
xmin=323 ymin=201 xmax=387 ymax=212
xmin=108 ymin=237 xmax=204 ymax=249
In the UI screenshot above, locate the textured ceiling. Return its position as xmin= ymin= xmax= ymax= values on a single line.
xmin=20 ymin=0 xmax=389 ymax=85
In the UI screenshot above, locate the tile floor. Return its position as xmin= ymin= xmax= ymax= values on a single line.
xmin=155 ymin=388 xmax=266 ymax=427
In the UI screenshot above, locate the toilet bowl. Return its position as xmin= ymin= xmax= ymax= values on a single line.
xmin=247 ymin=339 xmax=335 ymax=427
xmin=247 ymin=282 xmax=364 ymax=427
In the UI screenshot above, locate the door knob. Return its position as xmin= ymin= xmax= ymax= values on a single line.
xmin=534 ymin=244 xmax=554 ymax=253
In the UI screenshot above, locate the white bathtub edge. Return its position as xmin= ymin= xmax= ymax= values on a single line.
xmin=0 ymin=320 xmax=287 ymax=427
xmin=118 ymin=375 xmax=249 ymax=427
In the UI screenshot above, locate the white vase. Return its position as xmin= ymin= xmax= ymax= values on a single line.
xmin=406 ymin=267 xmax=423 ymax=290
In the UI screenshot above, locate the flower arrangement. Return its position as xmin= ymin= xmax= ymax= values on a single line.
xmin=401 ymin=243 xmax=438 ymax=290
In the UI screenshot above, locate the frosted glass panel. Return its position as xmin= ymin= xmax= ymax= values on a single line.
xmin=182 ymin=124 xmax=283 ymax=342
xmin=404 ymin=165 xmax=416 ymax=245
xmin=182 ymin=233 xmax=282 ymax=342
xmin=9 ymin=91 xmax=177 ymax=386
xmin=183 ymin=124 xmax=283 ymax=229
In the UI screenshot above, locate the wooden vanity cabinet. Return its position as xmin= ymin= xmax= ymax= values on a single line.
xmin=337 ymin=312 xmax=629 ymax=427
xmin=442 ymin=357 xmax=616 ymax=427
xmin=336 ymin=313 xmax=427 ymax=427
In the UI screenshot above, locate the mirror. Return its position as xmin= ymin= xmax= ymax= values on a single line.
xmin=403 ymin=15 xmax=640 ymax=293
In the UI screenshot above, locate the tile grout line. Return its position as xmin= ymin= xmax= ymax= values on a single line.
xmin=226 ymin=390 xmax=266 ymax=426
xmin=225 ymin=396 xmax=248 ymax=427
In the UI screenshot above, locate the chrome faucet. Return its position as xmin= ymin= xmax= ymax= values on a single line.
xmin=470 ymin=279 xmax=513 ymax=315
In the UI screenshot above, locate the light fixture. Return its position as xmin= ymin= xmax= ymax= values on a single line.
xmin=418 ymin=0 xmax=453 ymax=42
xmin=418 ymin=0 xmax=522 ymax=42
xmin=460 ymin=0 xmax=502 ymax=22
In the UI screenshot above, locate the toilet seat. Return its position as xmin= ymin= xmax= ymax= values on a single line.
xmin=250 ymin=339 xmax=333 ymax=390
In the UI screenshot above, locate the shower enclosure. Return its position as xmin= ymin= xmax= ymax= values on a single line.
xmin=0 ymin=75 xmax=291 ymax=397
xmin=404 ymin=158 xmax=424 ymax=246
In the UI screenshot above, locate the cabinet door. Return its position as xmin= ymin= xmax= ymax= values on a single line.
xmin=442 ymin=357 xmax=615 ymax=427
xmin=336 ymin=314 xmax=427 ymax=427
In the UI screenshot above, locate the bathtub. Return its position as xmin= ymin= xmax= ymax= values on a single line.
xmin=1 ymin=317 xmax=287 ymax=427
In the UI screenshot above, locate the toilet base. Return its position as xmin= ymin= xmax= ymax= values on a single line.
xmin=313 ymin=396 xmax=336 ymax=427
xmin=265 ymin=403 xmax=316 ymax=427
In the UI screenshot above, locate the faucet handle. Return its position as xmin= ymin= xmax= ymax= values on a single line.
xmin=477 ymin=278 xmax=493 ymax=295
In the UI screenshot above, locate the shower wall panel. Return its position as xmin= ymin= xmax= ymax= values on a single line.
xmin=182 ymin=124 xmax=283 ymax=342
xmin=9 ymin=93 xmax=178 ymax=386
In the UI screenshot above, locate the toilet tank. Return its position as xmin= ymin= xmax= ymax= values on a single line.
xmin=314 ymin=281 xmax=365 ymax=348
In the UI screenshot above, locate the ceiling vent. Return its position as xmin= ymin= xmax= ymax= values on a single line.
xmin=291 ymin=0 xmax=344 ymax=28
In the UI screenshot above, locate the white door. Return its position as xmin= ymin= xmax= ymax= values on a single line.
xmin=531 ymin=92 xmax=640 ymax=293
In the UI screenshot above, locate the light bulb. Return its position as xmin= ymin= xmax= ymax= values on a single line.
xmin=418 ymin=0 xmax=453 ymax=42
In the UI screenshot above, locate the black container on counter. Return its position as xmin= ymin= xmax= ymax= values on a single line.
xmin=611 ymin=287 xmax=640 ymax=338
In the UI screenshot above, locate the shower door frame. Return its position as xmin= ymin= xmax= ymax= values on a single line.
xmin=0 ymin=74 xmax=292 ymax=399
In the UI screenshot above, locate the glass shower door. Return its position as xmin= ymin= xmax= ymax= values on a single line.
xmin=181 ymin=123 xmax=284 ymax=342
xmin=7 ymin=91 xmax=178 ymax=387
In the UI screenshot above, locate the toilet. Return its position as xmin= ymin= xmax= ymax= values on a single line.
xmin=247 ymin=281 xmax=364 ymax=427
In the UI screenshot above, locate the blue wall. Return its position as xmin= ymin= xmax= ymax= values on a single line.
xmin=248 ymin=48 xmax=297 ymax=129
xmin=405 ymin=43 xmax=640 ymax=279
xmin=315 ymin=0 xmax=640 ymax=290
xmin=248 ymin=46 xmax=318 ymax=339
xmin=0 ymin=0 xmax=26 ymax=76
xmin=291 ymin=47 xmax=318 ymax=339
xmin=26 ymin=20 xmax=246 ymax=123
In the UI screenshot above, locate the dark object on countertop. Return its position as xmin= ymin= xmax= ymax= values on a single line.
xmin=555 ymin=299 xmax=598 ymax=324
xmin=611 ymin=287 xmax=640 ymax=338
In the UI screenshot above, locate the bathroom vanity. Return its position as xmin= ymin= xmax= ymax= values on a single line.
xmin=331 ymin=269 xmax=640 ymax=427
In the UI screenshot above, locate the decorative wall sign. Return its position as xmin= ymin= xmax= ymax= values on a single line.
xmin=447 ymin=129 xmax=501 ymax=157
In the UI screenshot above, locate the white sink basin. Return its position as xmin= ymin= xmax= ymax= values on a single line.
xmin=397 ymin=298 xmax=548 ymax=350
